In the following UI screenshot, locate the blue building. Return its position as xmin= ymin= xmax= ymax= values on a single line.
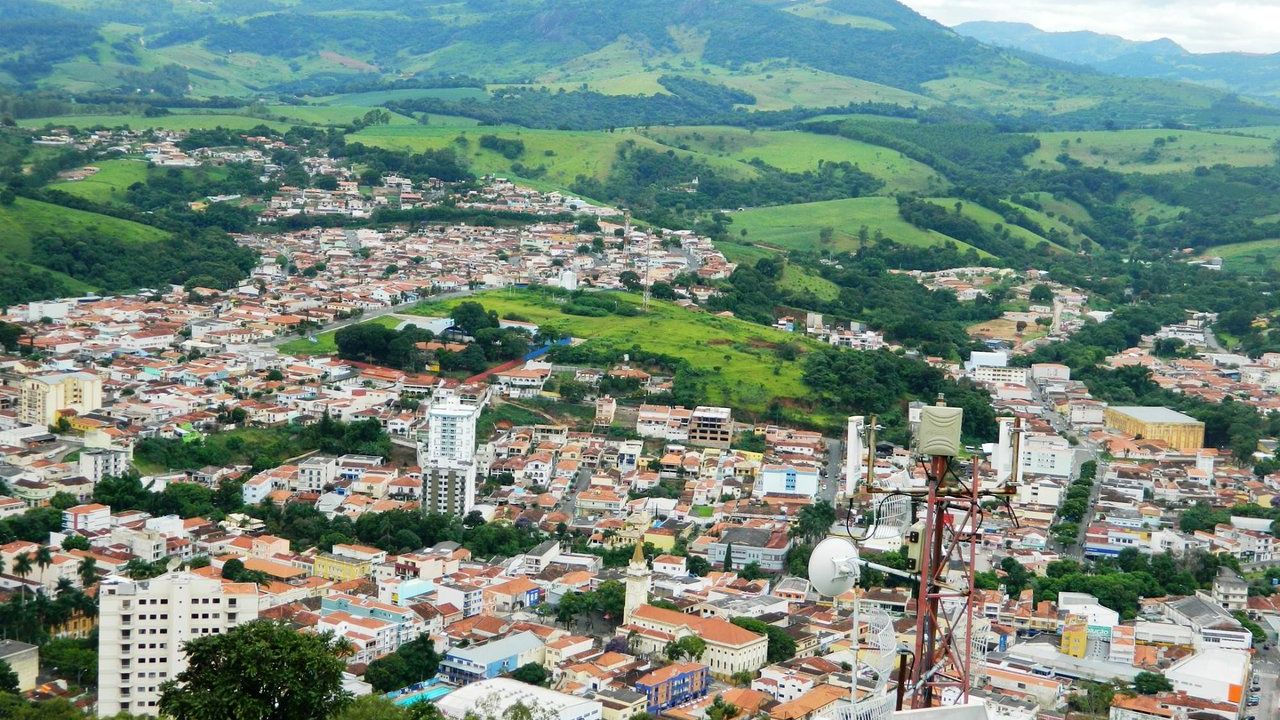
xmin=439 ymin=631 xmax=544 ymax=685
xmin=634 ymin=662 xmax=710 ymax=715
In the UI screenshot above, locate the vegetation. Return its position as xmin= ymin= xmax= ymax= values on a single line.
xmin=364 ymin=636 xmax=441 ymax=693
xmin=158 ymin=620 xmax=352 ymax=720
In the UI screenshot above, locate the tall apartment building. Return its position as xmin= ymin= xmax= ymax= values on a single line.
xmin=419 ymin=398 xmax=479 ymax=516
xmin=423 ymin=398 xmax=479 ymax=467
xmin=97 ymin=572 xmax=260 ymax=717
xmin=20 ymin=372 xmax=103 ymax=427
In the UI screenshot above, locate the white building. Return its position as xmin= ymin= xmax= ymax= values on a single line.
xmin=1165 ymin=647 xmax=1251 ymax=706
xmin=845 ymin=415 xmax=865 ymax=496
xmin=64 ymin=503 xmax=111 ymax=533
xmin=754 ymin=464 xmax=819 ymax=498
xmin=97 ymin=572 xmax=261 ymax=717
xmin=436 ymin=678 xmax=601 ymax=720
xmin=423 ymin=398 xmax=479 ymax=467
xmin=79 ymin=448 xmax=131 ymax=484
xmin=1019 ymin=434 xmax=1075 ymax=479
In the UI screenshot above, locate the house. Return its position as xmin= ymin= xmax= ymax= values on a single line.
xmin=439 ymin=631 xmax=545 ymax=684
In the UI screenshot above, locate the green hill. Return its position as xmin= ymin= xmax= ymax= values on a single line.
xmin=16 ymin=0 xmax=1277 ymax=127
xmin=730 ymin=197 xmax=989 ymax=257
xmin=0 ymin=196 xmax=168 ymax=259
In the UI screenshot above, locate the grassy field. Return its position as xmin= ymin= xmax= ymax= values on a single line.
xmin=21 ymin=113 xmax=293 ymax=132
xmin=49 ymin=158 xmax=150 ymax=204
xmin=779 ymin=265 xmax=840 ymax=301
xmin=1006 ymin=199 xmax=1092 ymax=247
xmin=925 ymin=198 xmax=1072 ymax=253
xmin=314 ymin=87 xmax=488 ymax=105
xmin=1201 ymin=239 xmax=1280 ymax=274
xmin=0 ymin=196 xmax=168 ymax=258
xmin=409 ymin=289 xmax=813 ymax=412
xmin=731 ymin=197 xmax=988 ymax=256
xmin=780 ymin=0 xmax=895 ymax=30
xmin=642 ymin=126 xmax=946 ymax=194
xmin=1026 ymin=129 xmax=1278 ymax=173
xmin=1119 ymin=192 xmax=1188 ymax=225
xmin=716 ymin=241 xmax=775 ymax=265
xmin=349 ymin=124 xmax=752 ymax=188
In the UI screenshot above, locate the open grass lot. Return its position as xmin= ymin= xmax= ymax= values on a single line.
xmin=731 ymin=197 xmax=988 ymax=256
xmin=349 ymin=124 xmax=752 ymax=189
xmin=779 ymin=265 xmax=840 ymax=301
xmin=642 ymin=126 xmax=946 ymax=194
xmin=708 ymin=66 xmax=936 ymax=111
xmin=1118 ymin=192 xmax=1188 ymax=226
xmin=409 ymin=289 xmax=813 ymax=412
xmin=1026 ymin=129 xmax=1278 ymax=173
xmin=49 ymin=158 xmax=150 ymax=204
xmin=1201 ymin=239 xmax=1280 ymax=274
xmin=716 ymin=241 xmax=775 ymax=265
xmin=0 ymin=196 xmax=168 ymax=258
xmin=1006 ymin=199 xmax=1092 ymax=247
xmin=21 ymin=113 xmax=293 ymax=132
xmin=1024 ymin=192 xmax=1093 ymax=225
xmin=278 ymin=315 xmax=403 ymax=356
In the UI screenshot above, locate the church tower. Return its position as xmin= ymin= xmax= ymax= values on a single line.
xmin=624 ymin=542 xmax=651 ymax=624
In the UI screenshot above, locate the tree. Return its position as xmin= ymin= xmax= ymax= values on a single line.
xmin=364 ymin=635 xmax=440 ymax=693
xmin=730 ymin=617 xmax=795 ymax=663
xmin=665 ymin=636 xmax=706 ymax=662
xmin=331 ymin=694 xmax=413 ymax=720
xmin=0 ymin=659 xmax=17 ymax=694
xmin=706 ymin=694 xmax=740 ymax=720
xmin=620 ymin=271 xmax=641 ymax=291
xmin=739 ymin=562 xmax=766 ymax=581
xmin=77 ymin=557 xmax=97 ymax=588
xmin=687 ymin=556 xmax=711 ymax=577
xmin=450 ymin=301 xmax=498 ymax=336
xmin=509 ymin=661 xmax=549 ymax=686
xmin=61 ymin=534 xmax=90 ymax=551
xmin=1029 ymin=284 xmax=1054 ymax=304
xmin=792 ymin=501 xmax=836 ymax=544
xmin=158 ymin=620 xmax=352 ymax=720
xmin=1133 ymin=671 xmax=1172 ymax=695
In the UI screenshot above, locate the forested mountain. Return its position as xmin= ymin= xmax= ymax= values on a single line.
xmin=956 ymin=21 xmax=1280 ymax=105
xmin=3 ymin=0 xmax=1273 ymax=127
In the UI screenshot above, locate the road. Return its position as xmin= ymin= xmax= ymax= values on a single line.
xmin=1251 ymin=654 xmax=1278 ymax=720
xmin=1032 ymin=379 xmax=1103 ymax=559
xmin=821 ymin=437 xmax=842 ymax=506
xmin=259 ymin=289 xmax=475 ymax=347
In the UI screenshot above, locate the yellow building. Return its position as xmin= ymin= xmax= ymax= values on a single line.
xmin=1104 ymin=406 xmax=1205 ymax=451
xmin=311 ymin=552 xmax=371 ymax=581
xmin=20 ymin=372 xmax=103 ymax=427
xmin=1060 ymin=614 xmax=1088 ymax=659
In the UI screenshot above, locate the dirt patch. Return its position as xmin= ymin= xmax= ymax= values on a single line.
xmin=706 ymin=338 xmax=733 ymax=346
xmin=319 ymin=51 xmax=378 ymax=72
xmin=747 ymin=339 xmax=780 ymax=349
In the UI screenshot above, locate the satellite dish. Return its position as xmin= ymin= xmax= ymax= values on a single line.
xmin=808 ymin=537 xmax=860 ymax=597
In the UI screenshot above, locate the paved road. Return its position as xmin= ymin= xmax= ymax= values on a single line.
xmin=1032 ymin=380 xmax=1102 ymax=559
xmin=1251 ymin=654 xmax=1278 ymax=720
xmin=260 ymin=289 xmax=475 ymax=347
xmin=821 ymin=437 xmax=842 ymax=506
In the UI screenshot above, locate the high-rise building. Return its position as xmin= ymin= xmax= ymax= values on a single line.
xmin=419 ymin=398 xmax=480 ymax=516
xmin=423 ymin=398 xmax=479 ymax=468
xmin=20 ymin=372 xmax=102 ymax=427
xmin=97 ymin=572 xmax=260 ymax=717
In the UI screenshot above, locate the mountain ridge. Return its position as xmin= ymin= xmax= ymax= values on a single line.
xmin=955 ymin=20 xmax=1280 ymax=104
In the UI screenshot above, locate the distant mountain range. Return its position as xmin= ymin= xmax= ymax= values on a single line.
xmin=955 ymin=21 xmax=1280 ymax=104
xmin=3 ymin=0 xmax=1276 ymax=128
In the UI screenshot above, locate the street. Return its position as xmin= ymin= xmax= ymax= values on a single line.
xmin=1251 ymin=654 xmax=1278 ymax=720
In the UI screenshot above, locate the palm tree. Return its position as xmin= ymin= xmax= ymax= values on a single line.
xmin=12 ymin=554 xmax=34 ymax=599
xmin=34 ymin=545 xmax=53 ymax=579
xmin=78 ymin=557 xmax=97 ymax=588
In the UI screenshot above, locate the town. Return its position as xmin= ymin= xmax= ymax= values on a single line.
xmin=2 ymin=123 xmax=1280 ymax=720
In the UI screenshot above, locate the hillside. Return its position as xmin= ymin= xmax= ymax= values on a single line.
xmin=955 ymin=21 xmax=1280 ymax=105
xmin=6 ymin=0 xmax=1275 ymax=128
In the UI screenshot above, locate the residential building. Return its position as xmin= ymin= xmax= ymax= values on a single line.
xmin=423 ymin=398 xmax=478 ymax=467
xmin=634 ymin=662 xmax=711 ymax=715
xmin=312 ymin=552 xmax=372 ymax=581
xmin=688 ymin=406 xmax=732 ymax=449
xmin=20 ymin=372 xmax=103 ymax=426
xmin=63 ymin=502 xmax=111 ymax=533
xmin=706 ymin=526 xmax=793 ymax=572
xmin=754 ymin=464 xmax=820 ymax=498
xmin=97 ymin=572 xmax=260 ymax=717
xmin=79 ymin=448 xmax=131 ymax=484
xmin=423 ymin=465 xmax=477 ymax=516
